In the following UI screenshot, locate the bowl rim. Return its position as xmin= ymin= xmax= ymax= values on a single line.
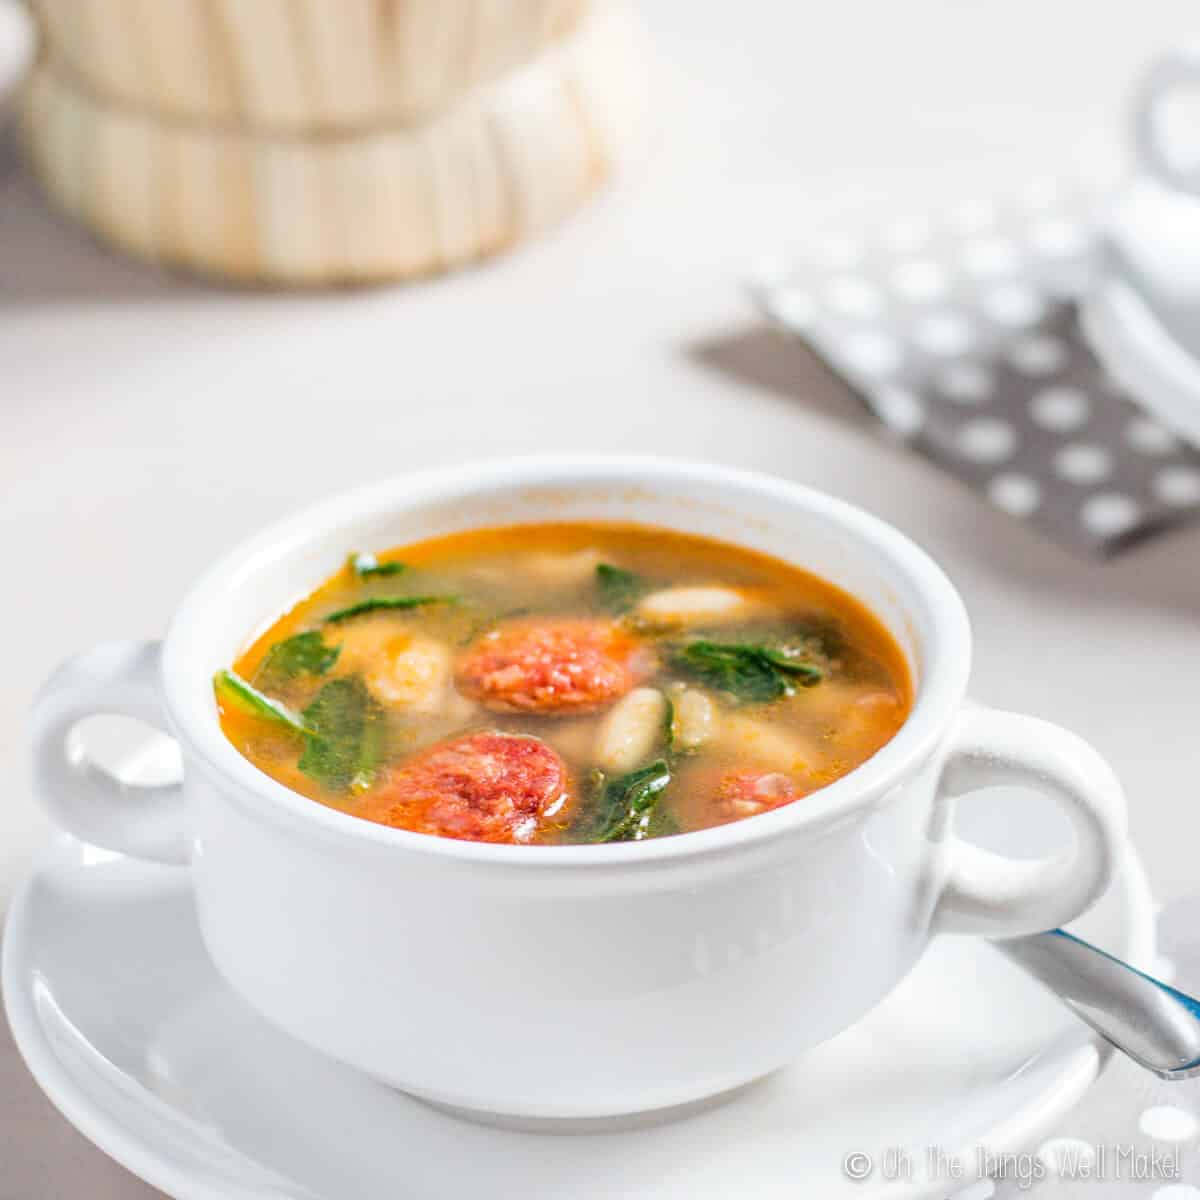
xmin=161 ymin=455 xmax=973 ymax=867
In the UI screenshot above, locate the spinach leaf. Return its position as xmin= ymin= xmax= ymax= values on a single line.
xmin=298 ymin=677 xmax=384 ymax=792
xmin=213 ymin=670 xmax=311 ymax=736
xmin=662 ymin=694 xmax=675 ymax=750
xmin=595 ymin=759 xmax=673 ymax=843
xmin=672 ymin=639 xmax=823 ymax=703
xmin=595 ymin=563 xmax=645 ymax=614
xmin=323 ymin=595 xmax=458 ymax=624
xmin=348 ymin=552 xmax=407 ymax=579
xmin=256 ymin=631 xmax=340 ymax=688
xmin=215 ymin=668 xmax=382 ymax=793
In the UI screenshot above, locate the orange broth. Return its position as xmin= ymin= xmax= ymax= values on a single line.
xmin=216 ymin=523 xmax=912 ymax=843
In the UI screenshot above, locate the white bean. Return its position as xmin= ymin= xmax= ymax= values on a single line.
xmin=371 ymin=635 xmax=452 ymax=711
xmin=717 ymin=713 xmax=820 ymax=774
xmin=523 ymin=548 xmax=604 ymax=586
xmin=674 ymin=688 xmax=717 ymax=751
xmin=594 ymin=687 xmax=667 ymax=772
xmin=332 ymin=620 xmax=452 ymax=712
xmin=829 ymin=691 xmax=903 ymax=745
xmin=635 ymin=585 xmax=750 ymax=627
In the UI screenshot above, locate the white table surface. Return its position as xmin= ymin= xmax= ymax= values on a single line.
xmin=3 ymin=2 xmax=1200 ymax=1195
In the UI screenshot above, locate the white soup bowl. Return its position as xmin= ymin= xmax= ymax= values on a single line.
xmin=29 ymin=458 xmax=1128 ymax=1120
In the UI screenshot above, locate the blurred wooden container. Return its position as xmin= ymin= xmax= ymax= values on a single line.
xmin=19 ymin=1 xmax=645 ymax=285
xmin=25 ymin=0 xmax=592 ymax=129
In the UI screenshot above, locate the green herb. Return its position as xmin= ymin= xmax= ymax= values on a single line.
xmin=298 ymin=677 xmax=384 ymax=791
xmin=595 ymin=563 xmax=646 ymax=614
xmin=348 ymin=552 xmax=407 ymax=579
xmin=323 ymin=595 xmax=458 ymax=624
xmin=214 ymin=667 xmax=384 ymax=793
xmin=595 ymin=759 xmax=673 ymax=843
xmin=729 ymin=617 xmax=844 ymax=662
xmin=255 ymin=631 xmax=340 ymax=688
xmin=212 ymin=670 xmax=311 ymax=736
xmin=662 ymin=695 xmax=675 ymax=750
xmin=672 ymin=639 xmax=823 ymax=703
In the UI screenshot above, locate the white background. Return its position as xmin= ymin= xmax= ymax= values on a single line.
xmin=3 ymin=0 xmax=1200 ymax=922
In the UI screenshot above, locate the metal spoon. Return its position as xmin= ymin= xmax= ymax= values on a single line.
xmin=999 ymin=929 xmax=1200 ymax=1080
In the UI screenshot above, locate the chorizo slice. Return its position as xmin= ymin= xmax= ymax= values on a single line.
xmin=456 ymin=617 xmax=647 ymax=715
xmin=359 ymin=731 xmax=572 ymax=844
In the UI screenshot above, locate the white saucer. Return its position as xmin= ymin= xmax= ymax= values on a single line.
xmin=4 ymin=741 xmax=1156 ymax=1200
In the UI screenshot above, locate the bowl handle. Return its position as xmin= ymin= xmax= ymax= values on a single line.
xmin=1134 ymin=41 xmax=1200 ymax=195
xmin=29 ymin=640 xmax=189 ymax=864
xmin=932 ymin=706 xmax=1128 ymax=938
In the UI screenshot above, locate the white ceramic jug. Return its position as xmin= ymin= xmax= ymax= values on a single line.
xmin=1084 ymin=41 xmax=1200 ymax=445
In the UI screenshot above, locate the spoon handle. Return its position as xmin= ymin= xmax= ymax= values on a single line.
xmin=999 ymin=929 xmax=1200 ymax=1080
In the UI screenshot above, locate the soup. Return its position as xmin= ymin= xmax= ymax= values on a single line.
xmin=215 ymin=523 xmax=912 ymax=844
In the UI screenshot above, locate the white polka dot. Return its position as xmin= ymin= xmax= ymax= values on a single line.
xmin=824 ymin=276 xmax=884 ymax=319
xmin=988 ymin=473 xmax=1041 ymax=516
xmin=980 ymin=283 xmax=1046 ymax=328
xmin=1008 ymin=333 xmax=1068 ymax=375
xmin=949 ymin=1181 xmax=995 ymax=1200
xmin=914 ymin=313 xmax=975 ymax=357
xmin=1055 ymin=443 xmax=1112 ymax=485
xmin=1140 ymin=1105 xmax=1200 ymax=1142
xmin=891 ymin=259 xmax=949 ymax=304
xmin=1082 ymin=493 xmax=1141 ymax=539
xmin=837 ymin=331 xmax=904 ymax=378
xmin=765 ymin=286 xmax=818 ymax=329
xmin=963 ymin=237 xmax=1021 ymax=279
xmin=1152 ymin=1184 xmax=1200 ymax=1199
xmin=1155 ymin=467 xmax=1200 ymax=507
xmin=937 ymin=363 xmax=994 ymax=403
xmin=1154 ymin=954 xmax=1178 ymax=983
xmin=1031 ymin=386 xmax=1091 ymax=432
xmin=869 ymin=386 xmax=926 ymax=436
xmin=1037 ymin=1137 xmax=1097 ymax=1176
xmin=1127 ymin=417 xmax=1179 ymax=455
xmin=958 ymin=418 xmax=1018 ymax=464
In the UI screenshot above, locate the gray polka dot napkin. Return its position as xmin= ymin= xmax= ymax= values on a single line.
xmin=958 ymin=896 xmax=1200 ymax=1199
xmin=754 ymin=202 xmax=1200 ymax=556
